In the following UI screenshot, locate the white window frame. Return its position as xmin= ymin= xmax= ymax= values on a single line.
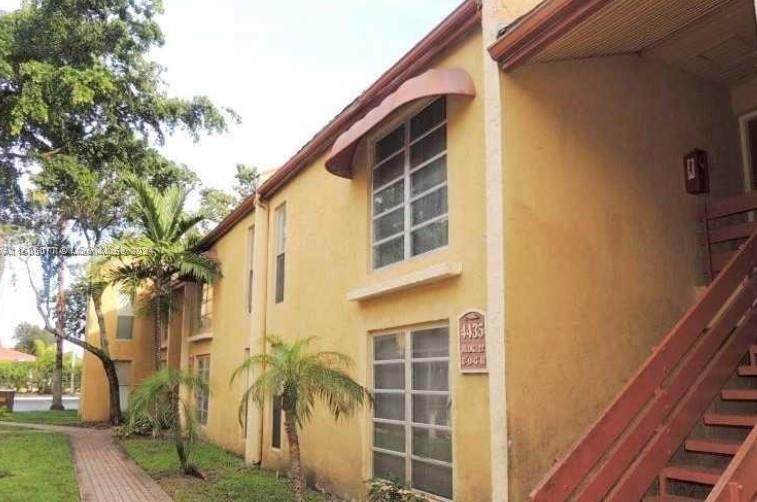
xmin=274 ymin=203 xmax=287 ymax=303
xmin=247 ymin=226 xmax=255 ymax=314
xmin=371 ymin=98 xmax=449 ymax=270
xmin=198 ymin=283 xmax=213 ymax=331
xmin=116 ymin=296 xmax=135 ymax=340
xmin=195 ymin=354 xmax=211 ymax=425
xmin=739 ymin=109 xmax=757 ymax=192
xmin=371 ymin=323 xmax=453 ymax=500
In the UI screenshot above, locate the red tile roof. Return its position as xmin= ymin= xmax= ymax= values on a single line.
xmin=0 ymin=347 xmax=36 ymax=363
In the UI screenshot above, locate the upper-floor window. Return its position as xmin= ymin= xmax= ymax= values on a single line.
xmin=274 ymin=204 xmax=286 ymax=303
xmin=116 ymin=296 xmax=134 ymax=340
xmin=193 ymin=283 xmax=213 ymax=333
xmin=247 ymin=226 xmax=255 ymax=314
xmin=372 ymin=98 xmax=448 ymax=269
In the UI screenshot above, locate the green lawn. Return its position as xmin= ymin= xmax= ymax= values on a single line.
xmin=120 ymin=438 xmax=327 ymax=501
xmin=0 ymin=429 xmax=78 ymax=502
xmin=0 ymin=410 xmax=82 ymax=426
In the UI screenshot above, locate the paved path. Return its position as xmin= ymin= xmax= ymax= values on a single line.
xmin=0 ymin=422 xmax=172 ymax=502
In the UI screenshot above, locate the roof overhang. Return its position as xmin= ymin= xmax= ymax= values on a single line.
xmin=325 ymin=68 xmax=476 ymax=178
xmin=489 ymin=0 xmax=757 ymax=86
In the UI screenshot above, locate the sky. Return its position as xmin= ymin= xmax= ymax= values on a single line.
xmin=0 ymin=0 xmax=463 ymax=349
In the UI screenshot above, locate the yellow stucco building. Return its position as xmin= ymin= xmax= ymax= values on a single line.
xmin=82 ymin=0 xmax=757 ymax=500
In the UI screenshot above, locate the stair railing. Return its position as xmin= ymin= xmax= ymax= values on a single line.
xmin=529 ymin=195 xmax=757 ymax=501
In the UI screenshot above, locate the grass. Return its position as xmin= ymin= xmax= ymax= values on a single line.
xmin=121 ymin=437 xmax=328 ymax=501
xmin=0 ymin=410 xmax=82 ymax=426
xmin=0 ymin=429 xmax=78 ymax=501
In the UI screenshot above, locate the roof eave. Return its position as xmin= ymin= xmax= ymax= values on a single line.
xmin=487 ymin=0 xmax=613 ymax=70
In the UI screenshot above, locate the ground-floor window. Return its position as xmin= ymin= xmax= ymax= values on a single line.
xmin=195 ymin=355 xmax=210 ymax=425
xmin=271 ymin=395 xmax=282 ymax=449
xmin=372 ymin=325 xmax=452 ymax=499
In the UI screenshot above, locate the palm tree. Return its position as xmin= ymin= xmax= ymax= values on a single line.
xmin=232 ymin=336 xmax=372 ymax=502
xmin=128 ymin=367 xmax=206 ymax=477
xmin=107 ymin=176 xmax=220 ymax=371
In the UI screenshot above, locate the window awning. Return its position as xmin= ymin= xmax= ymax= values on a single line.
xmin=325 ymin=68 xmax=476 ymax=179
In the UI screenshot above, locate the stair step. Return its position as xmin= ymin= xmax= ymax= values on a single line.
xmin=738 ymin=365 xmax=757 ymax=376
xmin=704 ymin=413 xmax=757 ymax=427
xmin=684 ymin=438 xmax=741 ymax=455
xmin=661 ymin=465 xmax=723 ymax=485
xmin=721 ymin=389 xmax=757 ymax=401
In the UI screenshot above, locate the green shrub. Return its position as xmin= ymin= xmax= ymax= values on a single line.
xmin=367 ymin=478 xmax=427 ymax=502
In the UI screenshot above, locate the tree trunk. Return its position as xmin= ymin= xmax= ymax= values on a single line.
xmin=284 ymin=411 xmax=305 ymax=502
xmin=50 ymin=264 xmax=66 ymax=410
xmin=91 ymin=289 xmax=122 ymax=424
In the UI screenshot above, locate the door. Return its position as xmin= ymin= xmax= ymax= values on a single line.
xmin=740 ymin=112 xmax=757 ymax=191
xmin=115 ymin=361 xmax=131 ymax=412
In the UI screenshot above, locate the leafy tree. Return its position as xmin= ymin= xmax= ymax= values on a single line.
xmin=128 ymin=367 xmax=207 ymax=477
xmin=233 ymin=164 xmax=261 ymax=199
xmin=107 ymin=176 xmax=220 ymax=372
xmin=232 ymin=336 xmax=372 ymax=502
xmin=0 ymin=0 xmax=235 ymax=424
xmin=32 ymin=339 xmax=55 ymax=394
xmin=13 ymin=322 xmax=54 ymax=355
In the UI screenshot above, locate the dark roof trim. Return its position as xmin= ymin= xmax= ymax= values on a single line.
xmin=488 ymin=0 xmax=613 ymax=70
xmin=197 ymin=0 xmax=481 ymax=250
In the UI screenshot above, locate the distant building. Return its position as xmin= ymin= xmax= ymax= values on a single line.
xmin=0 ymin=344 xmax=36 ymax=363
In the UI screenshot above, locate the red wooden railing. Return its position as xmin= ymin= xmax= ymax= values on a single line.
xmin=529 ymin=194 xmax=757 ymax=501
xmin=707 ymin=425 xmax=757 ymax=502
xmin=703 ymin=191 xmax=757 ymax=278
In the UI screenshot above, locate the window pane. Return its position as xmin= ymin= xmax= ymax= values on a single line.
xmin=411 ymin=186 xmax=447 ymax=226
xmin=374 ymin=335 xmax=405 ymax=361
xmin=375 ymin=393 xmax=405 ymax=421
xmin=116 ymin=316 xmax=133 ymax=340
xmin=275 ymin=253 xmax=285 ymax=303
xmin=375 ymin=364 xmax=405 ymax=390
xmin=373 ymin=179 xmax=404 ymax=216
xmin=272 ymin=395 xmax=282 ymax=448
xmin=374 ymin=422 xmax=405 ymax=453
xmin=376 ymin=125 xmax=405 ymax=162
xmin=412 ymin=460 xmax=452 ymax=499
xmin=412 ymin=328 xmax=449 ymax=358
xmin=412 ymin=362 xmax=448 ymax=391
xmin=410 ymin=98 xmax=445 ymax=140
xmin=413 ymin=427 xmax=452 ymax=463
xmin=411 ymin=157 xmax=446 ymax=197
xmin=374 ymin=207 xmax=404 ymax=241
xmin=373 ymin=151 xmax=405 ymax=188
xmin=412 ymin=395 xmax=450 ymax=426
xmin=374 ymin=237 xmax=404 ymax=269
xmin=410 ymin=125 xmax=446 ymax=168
xmin=412 ymin=219 xmax=448 ymax=256
xmin=374 ymin=451 xmax=405 ymax=482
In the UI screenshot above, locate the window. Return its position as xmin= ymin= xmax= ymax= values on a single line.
xmin=372 ymin=326 xmax=452 ymax=499
xmin=272 ymin=395 xmax=283 ymax=449
xmin=248 ymin=227 xmax=255 ymax=313
xmin=274 ymin=204 xmax=286 ymax=303
xmin=195 ymin=283 xmax=213 ymax=332
xmin=195 ymin=355 xmax=210 ymax=425
xmin=115 ymin=361 xmax=131 ymax=413
xmin=242 ymin=348 xmax=251 ymax=438
xmin=372 ymin=98 xmax=448 ymax=269
xmin=116 ymin=296 xmax=134 ymax=340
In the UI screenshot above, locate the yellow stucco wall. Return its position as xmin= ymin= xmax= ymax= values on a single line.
xmin=188 ymin=212 xmax=256 ymax=455
xmin=80 ymin=288 xmax=154 ymax=422
xmin=257 ymin=31 xmax=490 ymax=501
xmin=500 ymin=55 xmax=744 ymax=501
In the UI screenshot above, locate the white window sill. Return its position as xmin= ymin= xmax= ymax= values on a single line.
xmin=347 ymin=262 xmax=462 ymax=302
xmin=187 ymin=332 xmax=213 ymax=343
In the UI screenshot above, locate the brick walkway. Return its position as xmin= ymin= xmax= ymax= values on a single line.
xmin=0 ymin=422 xmax=172 ymax=502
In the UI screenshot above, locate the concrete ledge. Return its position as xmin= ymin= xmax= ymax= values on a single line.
xmin=347 ymin=262 xmax=463 ymax=302
xmin=187 ymin=332 xmax=213 ymax=343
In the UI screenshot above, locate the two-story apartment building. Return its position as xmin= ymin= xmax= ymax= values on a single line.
xmin=82 ymin=0 xmax=757 ymax=500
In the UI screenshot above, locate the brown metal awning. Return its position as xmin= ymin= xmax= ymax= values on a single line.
xmin=490 ymin=0 xmax=757 ymax=85
xmin=325 ymin=68 xmax=476 ymax=178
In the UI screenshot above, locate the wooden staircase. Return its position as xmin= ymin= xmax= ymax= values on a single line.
xmin=529 ymin=193 xmax=757 ymax=502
